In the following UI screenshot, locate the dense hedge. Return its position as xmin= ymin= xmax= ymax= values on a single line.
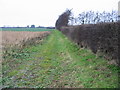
xmin=60 ymin=22 xmax=119 ymax=66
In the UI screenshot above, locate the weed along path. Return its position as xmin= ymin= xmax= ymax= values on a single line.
xmin=2 ymin=30 xmax=119 ymax=88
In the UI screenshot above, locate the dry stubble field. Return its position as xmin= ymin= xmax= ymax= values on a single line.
xmin=1 ymin=31 xmax=51 ymax=49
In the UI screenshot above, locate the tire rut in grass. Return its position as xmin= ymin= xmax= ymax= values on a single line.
xmin=3 ymin=30 xmax=119 ymax=88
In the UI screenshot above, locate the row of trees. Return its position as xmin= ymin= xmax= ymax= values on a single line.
xmin=55 ymin=9 xmax=118 ymax=30
xmin=69 ymin=10 xmax=118 ymax=25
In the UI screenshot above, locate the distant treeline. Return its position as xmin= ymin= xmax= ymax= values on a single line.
xmin=55 ymin=9 xmax=119 ymax=66
xmin=1 ymin=25 xmax=55 ymax=29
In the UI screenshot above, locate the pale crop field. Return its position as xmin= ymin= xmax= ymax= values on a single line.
xmin=2 ymin=31 xmax=50 ymax=47
xmin=1 ymin=28 xmax=53 ymax=49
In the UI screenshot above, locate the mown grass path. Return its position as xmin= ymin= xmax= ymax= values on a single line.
xmin=2 ymin=30 xmax=119 ymax=88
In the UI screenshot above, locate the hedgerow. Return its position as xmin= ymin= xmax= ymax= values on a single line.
xmin=60 ymin=22 xmax=119 ymax=66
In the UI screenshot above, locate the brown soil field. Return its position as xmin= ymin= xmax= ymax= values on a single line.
xmin=1 ymin=31 xmax=51 ymax=49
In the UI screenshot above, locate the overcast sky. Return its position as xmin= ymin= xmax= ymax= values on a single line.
xmin=0 ymin=0 xmax=119 ymax=27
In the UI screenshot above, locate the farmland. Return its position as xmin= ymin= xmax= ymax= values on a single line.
xmin=1 ymin=28 xmax=54 ymax=32
xmin=1 ymin=29 xmax=119 ymax=88
xmin=2 ymin=31 xmax=50 ymax=48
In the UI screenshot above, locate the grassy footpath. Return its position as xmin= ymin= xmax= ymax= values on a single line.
xmin=2 ymin=30 xmax=119 ymax=88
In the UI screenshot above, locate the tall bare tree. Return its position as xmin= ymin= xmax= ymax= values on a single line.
xmin=55 ymin=9 xmax=72 ymax=30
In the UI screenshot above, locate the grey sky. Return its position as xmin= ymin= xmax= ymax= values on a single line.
xmin=0 ymin=0 xmax=119 ymax=27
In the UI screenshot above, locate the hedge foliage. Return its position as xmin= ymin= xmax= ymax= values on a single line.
xmin=60 ymin=22 xmax=119 ymax=66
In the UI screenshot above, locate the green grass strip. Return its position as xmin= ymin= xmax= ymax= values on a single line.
xmin=2 ymin=30 xmax=119 ymax=88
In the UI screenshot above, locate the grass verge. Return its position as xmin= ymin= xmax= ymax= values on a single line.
xmin=2 ymin=30 xmax=120 ymax=88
